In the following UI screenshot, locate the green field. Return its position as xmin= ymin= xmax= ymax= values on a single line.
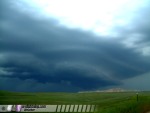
xmin=0 ymin=91 xmax=150 ymax=113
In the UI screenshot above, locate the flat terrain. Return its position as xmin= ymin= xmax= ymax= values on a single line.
xmin=0 ymin=91 xmax=150 ymax=113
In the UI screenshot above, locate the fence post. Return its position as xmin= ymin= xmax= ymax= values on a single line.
xmin=136 ymin=92 xmax=138 ymax=102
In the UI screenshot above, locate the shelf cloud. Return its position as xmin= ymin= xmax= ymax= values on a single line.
xmin=0 ymin=0 xmax=150 ymax=92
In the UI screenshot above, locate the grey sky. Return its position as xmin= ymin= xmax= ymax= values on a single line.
xmin=0 ymin=0 xmax=150 ymax=92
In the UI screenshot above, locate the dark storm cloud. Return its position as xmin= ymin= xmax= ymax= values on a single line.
xmin=0 ymin=0 xmax=150 ymax=92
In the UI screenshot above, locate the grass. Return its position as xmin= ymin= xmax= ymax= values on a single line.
xmin=0 ymin=90 xmax=150 ymax=113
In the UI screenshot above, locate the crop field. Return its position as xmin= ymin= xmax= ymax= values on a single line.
xmin=0 ymin=91 xmax=150 ymax=113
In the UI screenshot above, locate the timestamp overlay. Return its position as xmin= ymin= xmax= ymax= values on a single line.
xmin=0 ymin=105 xmax=97 ymax=112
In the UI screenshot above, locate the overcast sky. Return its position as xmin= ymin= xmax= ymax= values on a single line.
xmin=0 ymin=0 xmax=150 ymax=92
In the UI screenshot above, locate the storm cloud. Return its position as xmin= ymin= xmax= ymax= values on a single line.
xmin=0 ymin=0 xmax=150 ymax=92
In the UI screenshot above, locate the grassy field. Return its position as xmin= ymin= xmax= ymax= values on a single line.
xmin=0 ymin=90 xmax=150 ymax=113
